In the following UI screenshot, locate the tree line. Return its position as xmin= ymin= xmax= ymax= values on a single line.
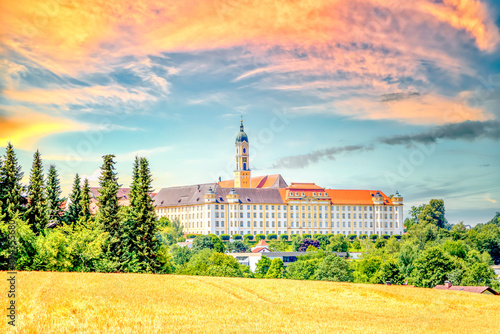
xmin=1 ymin=143 xmax=499 ymax=290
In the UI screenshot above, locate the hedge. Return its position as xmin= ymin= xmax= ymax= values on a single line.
xmin=279 ymin=234 xmax=289 ymax=241
xmin=233 ymin=234 xmax=242 ymax=240
xmin=244 ymin=234 xmax=254 ymax=241
xmin=255 ymin=234 xmax=266 ymax=241
xmin=220 ymin=234 xmax=230 ymax=241
xmin=370 ymin=234 xmax=378 ymax=240
xmin=302 ymin=233 xmax=312 ymax=239
xmin=267 ymin=233 xmax=278 ymax=240
xmin=347 ymin=234 xmax=357 ymax=240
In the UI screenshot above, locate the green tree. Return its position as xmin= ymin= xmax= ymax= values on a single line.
xmin=0 ymin=143 xmax=25 ymax=223
xmin=227 ymin=240 xmax=248 ymax=253
xmin=192 ymin=235 xmax=214 ymax=251
xmin=314 ymin=254 xmax=352 ymax=282
xmin=24 ymin=150 xmax=48 ymax=235
xmin=461 ymin=262 xmax=498 ymax=287
xmin=404 ymin=204 xmax=425 ymax=229
xmin=128 ymin=157 xmax=159 ymax=272
xmin=265 ymin=258 xmax=284 ymax=278
xmin=327 ymin=234 xmax=348 ymax=252
xmin=411 ymin=247 xmax=455 ymax=288
xmin=374 ymin=258 xmax=404 ymax=285
xmin=212 ymin=236 xmax=226 ymax=253
xmin=96 ymin=155 xmax=121 ymax=264
xmin=418 ymin=199 xmax=447 ymax=229
xmin=79 ymin=178 xmax=92 ymax=222
xmin=255 ymin=255 xmax=272 ymax=277
xmin=46 ymin=164 xmax=63 ymax=224
xmin=169 ymin=244 xmax=192 ymax=267
xmin=286 ymin=258 xmax=320 ymax=280
xmin=64 ymin=174 xmax=82 ymax=226
xmin=353 ymin=256 xmax=383 ymax=283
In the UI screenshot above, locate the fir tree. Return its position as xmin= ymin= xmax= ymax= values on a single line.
xmin=64 ymin=174 xmax=82 ymax=226
xmin=128 ymin=157 xmax=159 ymax=272
xmin=0 ymin=143 xmax=25 ymax=222
xmin=129 ymin=156 xmax=140 ymax=209
xmin=96 ymin=155 xmax=121 ymax=264
xmin=79 ymin=178 xmax=92 ymax=222
xmin=46 ymin=164 xmax=63 ymax=224
xmin=25 ymin=150 xmax=48 ymax=235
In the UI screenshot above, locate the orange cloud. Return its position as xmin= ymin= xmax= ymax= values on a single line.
xmin=0 ymin=107 xmax=87 ymax=149
xmin=311 ymin=92 xmax=493 ymax=125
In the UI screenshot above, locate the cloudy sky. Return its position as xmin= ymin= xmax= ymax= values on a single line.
xmin=1 ymin=0 xmax=499 ymax=225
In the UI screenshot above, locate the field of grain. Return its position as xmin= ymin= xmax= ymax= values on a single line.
xmin=2 ymin=271 xmax=500 ymax=333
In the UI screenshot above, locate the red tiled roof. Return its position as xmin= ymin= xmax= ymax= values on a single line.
xmin=434 ymin=285 xmax=499 ymax=295
xmin=256 ymin=240 xmax=269 ymax=246
xmin=252 ymin=247 xmax=270 ymax=253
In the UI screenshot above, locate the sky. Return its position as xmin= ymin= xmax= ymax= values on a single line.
xmin=1 ymin=0 xmax=499 ymax=225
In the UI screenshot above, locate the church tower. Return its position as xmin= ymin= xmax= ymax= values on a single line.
xmin=234 ymin=118 xmax=250 ymax=188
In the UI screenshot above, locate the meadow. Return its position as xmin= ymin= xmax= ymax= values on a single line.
xmin=2 ymin=271 xmax=499 ymax=333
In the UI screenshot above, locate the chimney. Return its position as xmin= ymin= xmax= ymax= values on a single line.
xmin=444 ymin=281 xmax=451 ymax=288
xmin=386 ymin=281 xmax=391 ymax=286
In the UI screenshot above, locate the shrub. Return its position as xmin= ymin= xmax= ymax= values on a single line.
xmin=279 ymin=234 xmax=289 ymax=241
xmin=255 ymin=234 xmax=266 ymax=241
xmin=326 ymin=233 xmax=335 ymax=239
xmin=243 ymin=234 xmax=254 ymax=241
xmin=299 ymin=238 xmax=320 ymax=252
xmin=395 ymin=235 xmax=402 ymax=240
xmin=268 ymin=233 xmax=278 ymax=240
xmin=381 ymin=234 xmax=391 ymax=240
xmin=302 ymin=233 xmax=312 ymax=239
xmin=347 ymin=234 xmax=357 ymax=241
xmin=370 ymin=234 xmax=378 ymax=240
xmin=186 ymin=234 xmax=197 ymax=239
xmin=220 ymin=234 xmax=230 ymax=241
xmin=313 ymin=234 xmax=323 ymax=240
xmin=233 ymin=234 xmax=242 ymax=240
xmin=359 ymin=234 xmax=368 ymax=240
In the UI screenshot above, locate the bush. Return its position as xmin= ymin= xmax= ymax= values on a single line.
xmin=370 ymin=234 xmax=378 ymax=240
xmin=255 ymin=234 xmax=266 ymax=241
xmin=299 ymin=238 xmax=320 ymax=252
xmin=243 ymin=234 xmax=254 ymax=241
xmin=302 ymin=233 xmax=312 ymax=239
xmin=347 ymin=234 xmax=357 ymax=240
xmin=268 ymin=233 xmax=278 ymax=240
xmin=186 ymin=234 xmax=197 ymax=239
xmin=326 ymin=233 xmax=335 ymax=239
xmin=381 ymin=234 xmax=391 ymax=240
xmin=233 ymin=234 xmax=242 ymax=240
xmin=220 ymin=234 xmax=230 ymax=241
xmin=395 ymin=235 xmax=402 ymax=240
xmin=279 ymin=234 xmax=289 ymax=241
xmin=313 ymin=234 xmax=323 ymax=240
xmin=359 ymin=234 xmax=368 ymax=240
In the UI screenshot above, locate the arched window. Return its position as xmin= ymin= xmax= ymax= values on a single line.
xmin=243 ymin=148 xmax=246 ymax=153
xmin=243 ymin=163 xmax=247 ymax=170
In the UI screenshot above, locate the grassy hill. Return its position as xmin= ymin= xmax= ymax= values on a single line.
xmin=2 ymin=271 xmax=499 ymax=333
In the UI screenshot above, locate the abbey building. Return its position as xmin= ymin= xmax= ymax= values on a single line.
xmin=153 ymin=120 xmax=404 ymax=237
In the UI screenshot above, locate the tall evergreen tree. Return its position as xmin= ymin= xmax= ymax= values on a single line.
xmin=79 ymin=178 xmax=91 ymax=222
xmin=46 ymin=164 xmax=63 ymax=224
xmin=96 ymin=155 xmax=121 ymax=263
xmin=129 ymin=156 xmax=140 ymax=209
xmin=0 ymin=143 xmax=25 ymax=222
xmin=64 ymin=173 xmax=82 ymax=226
xmin=25 ymin=150 xmax=48 ymax=235
xmin=129 ymin=157 xmax=159 ymax=272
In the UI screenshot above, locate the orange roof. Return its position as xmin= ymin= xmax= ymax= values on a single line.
xmin=252 ymin=247 xmax=270 ymax=253
xmin=326 ymin=190 xmax=393 ymax=205
xmin=256 ymin=240 xmax=269 ymax=246
xmin=288 ymin=182 xmax=324 ymax=190
xmin=218 ymin=174 xmax=286 ymax=189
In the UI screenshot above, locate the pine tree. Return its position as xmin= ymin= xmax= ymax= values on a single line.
xmin=25 ymin=150 xmax=48 ymax=235
xmin=64 ymin=174 xmax=82 ymax=226
xmin=79 ymin=178 xmax=91 ymax=222
xmin=96 ymin=155 xmax=121 ymax=264
xmin=46 ymin=164 xmax=63 ymax=224
xmin=0 ymin=143 xmax=25 ymax=222
xmin=129 ymin=157 xmax=140 ymax=209
xmin=129 ymin=157 xmax=159 ymax=272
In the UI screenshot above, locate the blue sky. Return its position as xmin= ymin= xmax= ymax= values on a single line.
xmin=1 ymin=0 xmax=499 ymax=225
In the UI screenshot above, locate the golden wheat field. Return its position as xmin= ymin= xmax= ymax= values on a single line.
xmin=2 ymin=271 xmax=500 ymax=334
